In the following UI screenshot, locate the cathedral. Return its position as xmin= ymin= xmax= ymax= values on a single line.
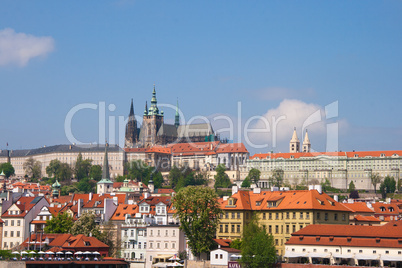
xmin=125 ymin=85 xmax=217 ymax=148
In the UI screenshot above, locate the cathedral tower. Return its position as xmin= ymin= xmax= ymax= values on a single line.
xmin=289 ymin=127 xmax=300 ymax=153
xmin=142 ymin=85 xmax=164 ymax=147
xmin=125 ymin=99 xmax=138 ymax=148
xmin=302 ymin=129 xmax=311 ymax=153
xmin=175 ymin=98 xmax=180 ymax=128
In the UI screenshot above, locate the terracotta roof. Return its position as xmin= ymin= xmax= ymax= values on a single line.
xmin=286 ymin=221 xmax=402 ymax=248
xmin=213 ymin=238 xmax=232 ymax=247
xmin=2 ymin=196 xmax=46 ymax=218
xmin=139 ymin=195 xmax=172 ymax=206
xmin=215 ymin=143 xmax=248 ymax=153
xmin=125 ymin=148 xmax=147 ymax=153
xmin=371 ymin=202 xmax=400 ymax=216
xmin=343 ymin=202 xmax=374 ymax=213
xmin=156 ymin=189 xmax=175 ymax=194
xmin=83 ymin=194 xmax=126 ymax=208
xmin=22 ymin=233 xmax=108 ymax=250
xmin=146 ymin=146 xmax=171 ymax=154
xmin=354 ymin=215 xmax=381 ymax=222
xmin=220 ymin=189 xmax=352 ymax=212
xmin=110 ymin=204 xmax=139 ymax=221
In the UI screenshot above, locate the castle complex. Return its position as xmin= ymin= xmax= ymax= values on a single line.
xmin=125 ymin=85 xmax=217 ymax=148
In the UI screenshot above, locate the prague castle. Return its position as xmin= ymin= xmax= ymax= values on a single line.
xmin=125 ymin=85 xmax=217 ymax=148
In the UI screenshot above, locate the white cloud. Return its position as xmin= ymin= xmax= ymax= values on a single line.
xmin=246 ymin=99 xmax=331 ymax=151
xmin=0 ymin=28 xmax=55 ymax=67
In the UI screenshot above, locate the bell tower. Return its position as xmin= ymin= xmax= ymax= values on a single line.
xmin=289 ymin=127 xmax=300 ymax=153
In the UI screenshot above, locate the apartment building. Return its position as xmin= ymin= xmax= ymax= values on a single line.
xmin=217 ymin=187 xmax=351 ymax=256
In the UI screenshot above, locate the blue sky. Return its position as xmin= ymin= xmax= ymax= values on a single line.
xmin=0 ymin=1 xmax=401 ymax=155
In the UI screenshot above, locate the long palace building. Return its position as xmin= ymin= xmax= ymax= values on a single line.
xmin=246 ymin=128 xmax=402 ymax=191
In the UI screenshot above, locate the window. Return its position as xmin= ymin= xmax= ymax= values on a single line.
xmin=150 ymin=243 xmax=153 ymax=249
xmin=157 ymin=230 xmax=160 ymax=236
xmin=306 ymin=212 xmax=310 ymax=219
xmin=263 ymin=213 xmax=266 ymax=220
xmin=275 ymin=225 xmax=279 ymax=234
xmin=373 ymin=250 xmax=376 ymax=254
xmin=347 ymin=249 xmax=351 ymax=253
xmin=172 ymin=243 xmax=175 ymax=249
xmin=286 ymin=212 xmax=290 ymax=219
xmin=276 ymin=213 xmax=279 ymax=219
xmin=275 ymin=239 xmax=278 ymax=245
xmin=138 ymin=242 xmax=142 ymax=249
xmin=220 ymin=254 xmax=223 ymax=259
xmin=237 ymin=212 xmax=240 ymax=219
xmin=157 ymin=243 xmax=160 ymax=249
xmin=131 ymin=230 xmax=134 ymax=237
xmin=10 ymin=231 xmax=14 ymax=237
xmin=286 ymin=225 xmax=289 ymax=234
xmin=17 ymin=220 xmax=20 ymax=226
xmin=324 ymin=213 xmax=328 ymax=221
xmin=269 ymin=213 xmax=272 ymax=220
xmin=269 ymin=225 xmax=272 ymax=233
xmin=300 ymin=212 xmax=303 ymax=219
xmin=225 ymin=225 xmax=228 ymax=233
xmin=342 ymin=214 xmax=346 ymax=221
xmin=124 ymin=230 xmax=128 ymax=237
xmin=11 ymin=220 xmax=14 ymax=226
xmin=220 ymin=225 xmax=223 ymax=233
xmin=292 ymin=225 xmax=296 ymax=233
xmin=3 ymin=242 xmax=6 ymax=248
xmin=226 ymin=212 xmax=229 ymax=219
xmin=237 ymin=225 xmax=240 ymax=233
xmin=232 ymin=212 xmax=235 ymax=219
xmin=4 ymin=231 xmax=7 ymax=237
xmin=334 ymin=213 xmax=338 ymax=221
xmin=165 ymin=230 xmax=168 ymax=237
xmin=317 ymin=212 xmax=321 ymax=220
xmin=359 ymin=250 xmax=363 ymax=253
xmin=172 ymin=230 xmax=175 ymax=236
xmin=215 ymin=254 xmax=218 ymax=259
xmin=144 ymin=242 xmax=147 ymax=249
xmin=231 ymin=225 xmax=235 ymax=233
xmin=386 ymin=251 xmax=389 ymax=254
xmin=150 ymin=230 xmax=153 ymax=236
xmin=17 ymin=231 xmax=20 ymax=237
xmin=4 ymin=220 xmax=7 ymax=226
xmin=165 ymin=243 xmax=168 ymax=249
xmin=293 ymin=212 xmax=296 ymax=219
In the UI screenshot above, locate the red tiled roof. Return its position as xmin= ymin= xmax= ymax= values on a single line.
xmin=146 ymin=146 xmax=171 ymax=154
xmin=371 ymin=202 xmax=400 ymax=216
xmin=2 ymin=196 xmax=45 ymax=218
xmin=286 ymin=221 xmax=402 ymax=248
xmin=213 ymin=238 xmax=232 ymax=247
xmin=220 ymin=189 xmax=352 ymax=212
xmin=215 ymin=143 xmax=248 ymax=153
xmin=156 ymin=189 xmax=175 ymax=194
xmin=110 ymin=204 xmax=139 ymax=221
xmin=354 ymin=215 xmax=381 ymax=222
xmin=343 ymin=202 xmax=374 ymax=213
xmin=140 ymin=195 xmax=172 ymax=206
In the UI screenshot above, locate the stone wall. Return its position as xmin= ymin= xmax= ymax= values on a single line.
xmin=0 ymin=261 xmax=25 ymax=268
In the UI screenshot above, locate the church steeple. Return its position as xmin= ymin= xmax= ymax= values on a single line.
xmin=148 ymin=85 xmax=161 ymax=116
xmin=129 ymin=98 xmax=134 ymax=116
xmin=289 ymin=127 xmax=300 ymax=153
xmin=101 ymin=143 xmax=111 ymax=181
xmin=175 ymin=98 xmax=180 ymax=128
xmin=302 ymin=129 xmax=311 ymax=153
xmin=125 ymin=99 xmax=138 ymax=148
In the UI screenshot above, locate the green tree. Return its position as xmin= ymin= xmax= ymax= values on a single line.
xmin=44 ymin=213 xmax=74 ymax=233
xmin=76 ymin=177 xmax=97 ymax=193
xmin=241 ymin=177 xmax=251 ymax=188
xmin=61 ymin=184 xmax=79 ymax=196
xmin=169 ymin=165 xmax=182 ymax=189
xmin=240 ymin=217 xmax=276 ymax=268
xmin=348 ymin=181 xmax=356 ymax=193
xmin=173 ymin=186 xmax=222 ymax=258
xmin=71 ymin=212 xmax=100 ymax=237
xmin=143 ymin=170 xmax=164 ymax=189
xmin=270 ymin=169 xmax=284 ymax=187
xmin=247 ymin=168 xmax=261 ymax=184
xmin=321 ymin=178 xmax=332 ymax=192
xmin=46 ymin=159 xmax=62 ymax=178
xmin=230 ymin=239 xmax=242 ymax=250
xmin=23 ymin=157 xmax=42 ymax=179
xmin=90 ymin=165 xmax=102 ymax=181
xmin=0 ymin=162 xmax=15 ymax=178
xmin=74 ymin=153 xmax=92 ymax=179
xmin=125 ymin=160 xmax=152 ymax=182
xmin=371 ymin=173 xmax=382 ymax=194
xmin=214 ymin=164 xmax=231 ymax=190
xmin=58 ymin=163 xmax=73 ymax=181
xmin=380 ymin=176 xmax=396 ymax=198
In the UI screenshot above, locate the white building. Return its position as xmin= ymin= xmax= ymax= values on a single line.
xmin=2 ymin=196 xmax=49 ymax=249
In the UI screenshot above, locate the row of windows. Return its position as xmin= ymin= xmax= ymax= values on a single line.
xmin=148 ymin=241 xmax=176 ymax=249
xmin=4 ymin=220 xmax=21 ymax=226
xmin=123 ymin=242 xmax=147 ymax=249
xmin=293 ymin=248 xmax=399 ymax=255
xmin=123 ymin=229 xmax=147 ymax=237
xmin=219 ymin=224 xmax=241 ymax=234
xmin=3 ymin=242 xmax=19 ymax=249
xmin=263 ymin=212 xmax=310 ymax=220
xmin=4 ymin=231 xmax=21 ymax=237
xmin=149 ymin=229 xmax=176 ymax=237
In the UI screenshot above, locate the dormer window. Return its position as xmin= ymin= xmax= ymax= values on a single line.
xmin=85 ymin=241 xmax=91 ymax=246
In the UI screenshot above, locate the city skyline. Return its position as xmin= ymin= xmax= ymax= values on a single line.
xmin=1 ymin=1 xmax=401 ymax=154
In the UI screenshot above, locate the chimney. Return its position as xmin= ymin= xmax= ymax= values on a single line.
xmin=89 ymin=192 xmax=93 ymax=201
xmin=314 ymin=185 xmax=323 ymax=194
xmin=334 ymin=195 xmax=338 ymax=202
xmin=78 ymin=199 xmax=83 ymax=217
xmin=232 ymin=185 xmax=238 ymax=195
xmin=253 ymin=187 xmax=261 ymax=194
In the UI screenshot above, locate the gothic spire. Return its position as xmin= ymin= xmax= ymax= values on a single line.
xmin=129 ymin=98 xmax=134 ymax=116
xmin=175 ymin=98 xmax=180 ymax=128
xmin=101 ymin=142 xmax=111 ymax=181
xmin=144 ymin=101 xmax=148 ymax=116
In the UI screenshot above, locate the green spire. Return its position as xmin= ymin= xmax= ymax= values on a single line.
xmin=149 ymin=84 xmax=160 ymax=116
xmin=99 ymin=143 xmax=112 ymax=183
xmin=0 ymin=170 xmax=5 ymax=177
xmin=175 ymin=98 xmax=180 ymax=128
